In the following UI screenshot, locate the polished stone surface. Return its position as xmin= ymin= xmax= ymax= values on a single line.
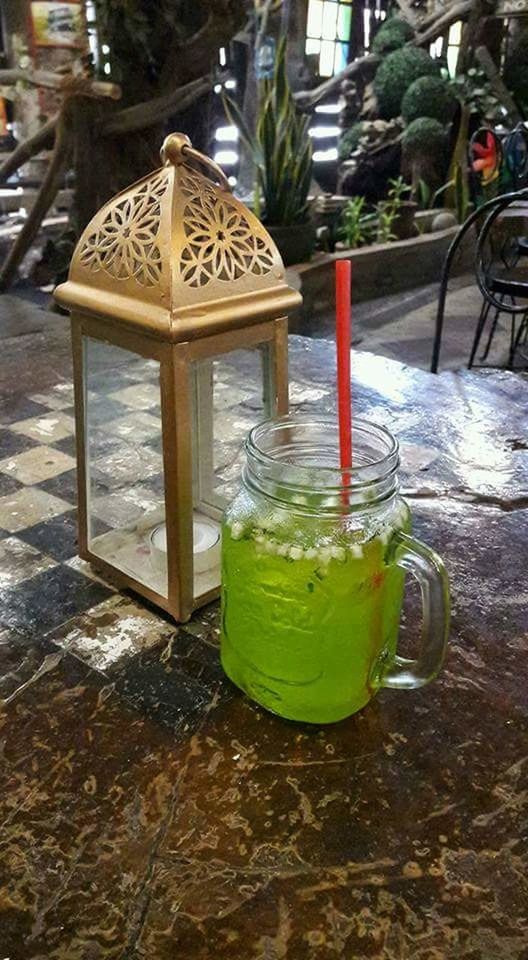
xmin=0 ymin=312 xmax=527 ymax=958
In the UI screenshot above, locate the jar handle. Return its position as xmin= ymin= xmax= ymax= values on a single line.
xmin=380 ymin=531 xmax=450 ymax=689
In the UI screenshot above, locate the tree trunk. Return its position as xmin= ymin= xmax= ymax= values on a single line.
xmin=457 ymin=0 xmax=483 ymax=73
xmin=70 ymin=101 xmax=168 ymax=232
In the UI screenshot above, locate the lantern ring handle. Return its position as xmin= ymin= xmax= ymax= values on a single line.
xmin=160 ymin=133 xmax=232 ymax=193
xmin=182 ymin=145 xmax=232 ymax=193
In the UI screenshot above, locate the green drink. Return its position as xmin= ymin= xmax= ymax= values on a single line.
xmin=220 ymin=417 xmax=450 ymax=724
xmin=222 ymin=510 xmax=410 ymax=722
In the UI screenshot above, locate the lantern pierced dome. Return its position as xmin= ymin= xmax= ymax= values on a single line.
xmin=55 ymin=133 xmax=301 ymax=340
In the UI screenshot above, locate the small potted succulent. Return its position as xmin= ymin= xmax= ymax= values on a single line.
xmin=336 ymin=196 xmax=375 ymax=249
xmin=382 ymin=175 xmax=417 ymax=240
xmin=225 ymin=37 xmax=314 ymax=266
xmin=336 ymin=175 xmax=416 ymax=251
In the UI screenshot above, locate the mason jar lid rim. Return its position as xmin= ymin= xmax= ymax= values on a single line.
xmin=246 ymin=415 xmax=399 ymax=480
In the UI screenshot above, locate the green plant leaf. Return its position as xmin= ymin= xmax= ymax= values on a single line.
xmin=222 ymin=28 xmax=313 ymax=225
xmin=274 ymin=36 xmax=290 ymax=129
xmin=222 ymin=94 xmax=258 ymax=161
xmin=432 ymin=179 xmax=454 ymax=206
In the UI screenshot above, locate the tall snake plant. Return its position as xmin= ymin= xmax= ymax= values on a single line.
xmin=224 ymin=36 xmax=313 ymax=225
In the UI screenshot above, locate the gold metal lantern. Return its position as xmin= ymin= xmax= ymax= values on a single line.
xmin=55 ymin=133 xmax=301 ymax=621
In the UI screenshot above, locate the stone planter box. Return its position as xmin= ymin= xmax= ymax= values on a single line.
xmin=287 ymin=220 xmax=475 ymax=320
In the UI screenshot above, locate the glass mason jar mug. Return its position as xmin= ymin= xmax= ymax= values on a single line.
xmin=221 ymin=416 xmax=450 ymax=723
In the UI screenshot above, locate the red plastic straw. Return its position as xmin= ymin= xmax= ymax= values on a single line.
xmin=335 ymin=260 xmax=352 ymax=489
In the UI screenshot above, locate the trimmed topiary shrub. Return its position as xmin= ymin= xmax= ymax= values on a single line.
xmin=504 ymin=29 xmax=528 ymax=115
xmin=338 ymin=122 xmax=365 ymax=161
xmin=402 ymin=117 xmax=446 ymax=159
xmin=374 ymin=47 xmax=440 ymax=120
xmin=371 ymin=17 xmax=414 ymax=55
xmin=401 ymin=75 xmax=455 ymax=125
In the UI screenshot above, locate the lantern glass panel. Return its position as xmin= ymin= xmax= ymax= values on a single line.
xmin=191 ymin=343 xmax=274 ymax=599
xmin=83 ymin=336 xmax=168 ymax=598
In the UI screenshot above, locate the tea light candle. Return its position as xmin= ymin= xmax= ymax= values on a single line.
xmin=149 ymin=517 xmax=221 ymax=575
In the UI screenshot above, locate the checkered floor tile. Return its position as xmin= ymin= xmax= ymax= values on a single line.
xmin=29 ymin=382 xmax=75 ymax=410
xmin=9 ymin=411 xmax=75 ymax=444
xmin=0 ymin=487 xmax=71 ymax=533
xmin=0 ymin=564 xmax=113 ymax=634
xmin=0 ymin=535 xmax=57 ymax=588
xmin=0 ymin=384 xmax=120 ymax=638
xmin=0 ymin=446 xmax=76 ymax=485
xmin=109 ymin=382 xmax=161 ymax=410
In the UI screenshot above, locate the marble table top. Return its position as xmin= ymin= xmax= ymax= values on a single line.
xmin=0 ymin=325 xmax=527 ymax=958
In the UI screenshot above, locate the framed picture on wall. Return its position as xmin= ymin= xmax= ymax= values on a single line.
xmin=31 ymin=1 xmax=83 ymax=48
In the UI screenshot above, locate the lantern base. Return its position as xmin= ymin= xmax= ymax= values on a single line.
xmin=89 ymin=509 xmax=221 ymax=602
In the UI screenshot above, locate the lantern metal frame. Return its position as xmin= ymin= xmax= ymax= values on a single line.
xmin=56 ymin=133 xmax=301 ymax=621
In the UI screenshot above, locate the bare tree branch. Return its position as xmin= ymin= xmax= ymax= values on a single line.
xmin=0 ymin=116 xmax=57 ymax=185
xmin=0 ymin=68 xmax=120 ymax=99
xmin=416 ymin=0 xmax=472 ymax=33
xmin=160 ymin=2 xmax=246 ymax=89
xmin=475 ymin=44 xmax=522 ymax=124
xmin=414 ymin=0 xmax=474 ymax=46
xmin=294 ymin=54 xmax=381 ymax=111
xmin=393 ymin=0 xmax=419 ymax=28
xmin=77 ymin=80 xmax=121 ymax=100
xmin=101 ymin=76 xmax=211 ymax=137
xmin=0 ymin=68 xmax=68 ymax=89
xmin=0 ymin=105 xmax=74 ymax=291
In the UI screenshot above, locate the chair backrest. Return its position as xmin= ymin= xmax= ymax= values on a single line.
xmin=431 ymin=187 xmax=528 ymax=371
xmin=475 ymin=194 xmax=528 ymax=314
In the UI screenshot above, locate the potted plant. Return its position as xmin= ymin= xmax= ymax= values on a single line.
xmin=383 ymin=176 xmax=417 ymax=240
xmin=336 ymin=178 xmax=416 ymax=251
xmin=336 ymin=196 xmax=376 ymax=249
xmin=225 ymin=37 xmax=314 ymax=266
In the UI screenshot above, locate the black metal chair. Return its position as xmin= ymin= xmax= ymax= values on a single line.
xmin=431 ymin=189 xmax=528 ymax=373
xmin=467 ymin=276 xmax=528 ymax=369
